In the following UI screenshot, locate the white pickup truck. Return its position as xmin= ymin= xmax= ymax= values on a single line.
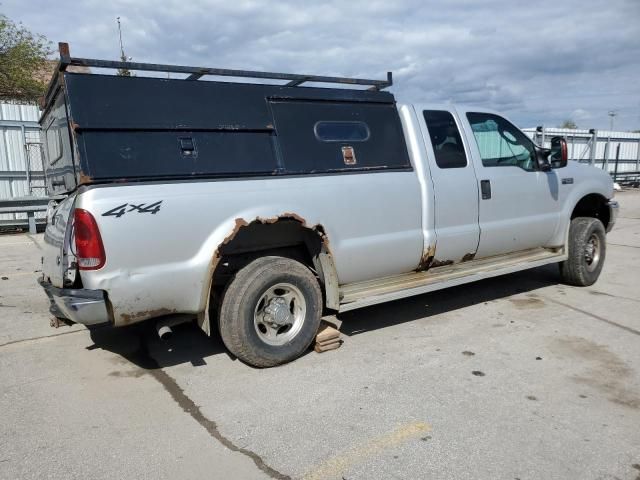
xmin=39 ymin=43 xmax=618 ymax=367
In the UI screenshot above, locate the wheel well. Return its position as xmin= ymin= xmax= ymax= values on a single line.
xmin=211 ymin=217 xmax=327 ymax=291
xmin=571 ymin=194 xmax=610 ymax=230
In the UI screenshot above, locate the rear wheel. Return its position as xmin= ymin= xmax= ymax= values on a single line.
xmin=218 ymin=256 xmax=322 ymax=367
xmin=559 ymin=217 xmax=606 ymax=286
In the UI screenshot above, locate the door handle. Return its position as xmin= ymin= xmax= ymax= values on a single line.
xmin=178 ymin=137 xmax=197 ymax=158
xmin=480 ymin=180 xmax=491 ymax=200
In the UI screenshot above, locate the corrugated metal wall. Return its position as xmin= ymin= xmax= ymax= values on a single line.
xmin=523 ymin=127 xmax=640 ymax=175
xmin=0 ymin=101 xmax=47 ymax=221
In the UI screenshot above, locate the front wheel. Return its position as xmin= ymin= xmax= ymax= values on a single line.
xmin=218 ymin=256 xmax=322 ymax=367
xmin=559 ymin=217 xmax=606 ymax=286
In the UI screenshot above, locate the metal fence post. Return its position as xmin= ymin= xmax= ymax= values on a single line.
xmin=613 ymin=143 xmax=620 ymax=183
xmin=570 ymin=134 xmax=575 ymax=161
xmin=603 ymin=138 xmax=611 ymax=172
xmin=27 ymin=211 xmax=36 ymax=234
xmin=589 ymin=129 xmax=597 ymax=166
xmin=19 ymin=124 xmax=33 ymax=196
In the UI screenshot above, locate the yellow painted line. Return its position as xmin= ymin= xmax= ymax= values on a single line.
xmin=302 ymin=421 xmax=431 ymax=480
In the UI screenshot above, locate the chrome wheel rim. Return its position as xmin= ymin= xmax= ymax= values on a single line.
xmin=253 ymin=283 xmax=306 ymax=346
xmin=584 ymin=233 xmax=601 ymax=272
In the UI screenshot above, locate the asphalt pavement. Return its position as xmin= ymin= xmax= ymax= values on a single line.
xmin=1 ymin=191 xmax=639 ymax=480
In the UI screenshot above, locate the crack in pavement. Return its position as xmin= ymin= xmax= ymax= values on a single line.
xmin=0 ymin=271 xmax=41 ymax=278
xmin=544 ymin=296 xmax=640 ymax=337
xmin=132 ymin=336 xmax=290 ymax=480
xmin=609 ymin=242 xmax=640 ymax=249
xmin=25 ymin=234 xmax=42 ymax=250
xmin=588 ymin=289 xmax=640 ymax=304
xmin=148 ymin=367 xmax=291 ymax=480
xmin=0 ymin=328 xmax=85 ymax=348
xmin=3 ymin=325 xmax=289 ymax=478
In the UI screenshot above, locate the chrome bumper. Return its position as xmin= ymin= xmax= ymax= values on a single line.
xmin=607 ymin=200 xmax=619 ymax=233
xmin=38 ymin=278 xmax=112 ymax=326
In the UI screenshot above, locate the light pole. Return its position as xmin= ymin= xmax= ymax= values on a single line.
xmin=608 ymin=110 xmax=617 ymax=131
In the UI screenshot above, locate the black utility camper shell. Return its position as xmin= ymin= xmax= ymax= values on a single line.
xmin=41 ymin=43 xmax=410 ymax=195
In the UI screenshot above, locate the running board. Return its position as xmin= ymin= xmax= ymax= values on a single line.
xmin=339 ymin=248 xmax=566 ymax=312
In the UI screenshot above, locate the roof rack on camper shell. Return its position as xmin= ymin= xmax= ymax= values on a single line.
xmin=38 ymin=43 xmax=404 ymax=195
xmin=47 ymin=42 xmax=392 ymax=98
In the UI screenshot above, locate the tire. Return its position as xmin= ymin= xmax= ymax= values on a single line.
xmin=218 ymin=256 xmax=322 ymax=367
xmin=559 ymin=217 xmax=606 ymax=286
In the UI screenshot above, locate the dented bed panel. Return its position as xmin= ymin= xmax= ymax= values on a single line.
xmin=75 ymin=171 xmax=423 ymax=325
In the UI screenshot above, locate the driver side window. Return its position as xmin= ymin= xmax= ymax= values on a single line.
xmin=466 ymin=112 xmax=536 ymax=171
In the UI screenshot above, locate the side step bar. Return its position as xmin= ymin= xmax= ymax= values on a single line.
xmin=338 ymin=248 xmax=566 ymax=312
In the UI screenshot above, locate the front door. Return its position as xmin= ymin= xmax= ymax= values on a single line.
xmin=460 ymin=109 xmax=561 ymax=258
xmin=419 ymin=108 xmax=480 ymax=264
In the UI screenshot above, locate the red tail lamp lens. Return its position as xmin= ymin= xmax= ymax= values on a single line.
xmin=74 ymin=209 xmax=106 ymax=270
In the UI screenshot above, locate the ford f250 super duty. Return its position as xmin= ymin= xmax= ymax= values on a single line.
xmin=38 ymin=43 xmax=618 ymax=367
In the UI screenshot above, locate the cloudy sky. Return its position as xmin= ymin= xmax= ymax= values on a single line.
xmin=4 ymin=0 xmax=640 ymax=130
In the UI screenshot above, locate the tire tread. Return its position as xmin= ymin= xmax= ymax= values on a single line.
xmin=560 ymin=217 xmax=606 ymax=287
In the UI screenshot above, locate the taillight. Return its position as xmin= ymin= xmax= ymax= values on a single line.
xmin=74 ymin=209 xmax=106 ymax=270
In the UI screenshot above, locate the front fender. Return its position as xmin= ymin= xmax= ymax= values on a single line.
xmin=546 ymin=162 xmax=613 ymax=247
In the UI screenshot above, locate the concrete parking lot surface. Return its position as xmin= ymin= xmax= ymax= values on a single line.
xmin=1 ymin=191 xmax=640 ymax=480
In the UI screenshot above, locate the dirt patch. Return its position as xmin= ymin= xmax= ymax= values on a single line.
xmin=550 ymin=336 xmax=640 ymax=410
xmin=509 ymin=297 xmax=545 ymax=309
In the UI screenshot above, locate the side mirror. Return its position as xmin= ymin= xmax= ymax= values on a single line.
xmin=550 ymin=136 xmax=568 ymax=168
xmin=534 ymin=145 xmax=552 ymax=172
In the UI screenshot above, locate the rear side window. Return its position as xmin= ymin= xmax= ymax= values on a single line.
xmin=314 ymin=121 xmax=370 ymax=142
xmin=423 ymin=110 xmax=467 ymax=169
xmin=45 ymin=119 xmax=63 ymax=165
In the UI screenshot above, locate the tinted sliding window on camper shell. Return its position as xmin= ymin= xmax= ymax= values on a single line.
xmin=270 ymin=100 xmax=411 ymax=173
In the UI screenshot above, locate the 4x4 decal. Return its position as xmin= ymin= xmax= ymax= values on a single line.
xmin=102 ymin=201 xmax=162 ymax=218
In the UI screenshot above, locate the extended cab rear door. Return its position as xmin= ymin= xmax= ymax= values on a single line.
xmin=458 ymin=107 xmax=561 ymax=258
xmin=416 ymin=106 xmax=480 ymax=264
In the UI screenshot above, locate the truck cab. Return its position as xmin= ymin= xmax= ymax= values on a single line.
xmin=398 ymin=103 xmax=616 ymax=268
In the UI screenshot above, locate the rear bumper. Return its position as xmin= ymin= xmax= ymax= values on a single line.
xmin=38 ymin=278 xmax=112 ymax=327
xmin=607 ymin=200 xmax=619 ymax=233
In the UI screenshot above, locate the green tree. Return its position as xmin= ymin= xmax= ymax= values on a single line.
xmin=0 ymin=14 xmax=52 ymax=101
xmin=559 ymin=119 xmax=578 ymax=129
xmin=116 ymin=53 xmax=132 ymax=77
